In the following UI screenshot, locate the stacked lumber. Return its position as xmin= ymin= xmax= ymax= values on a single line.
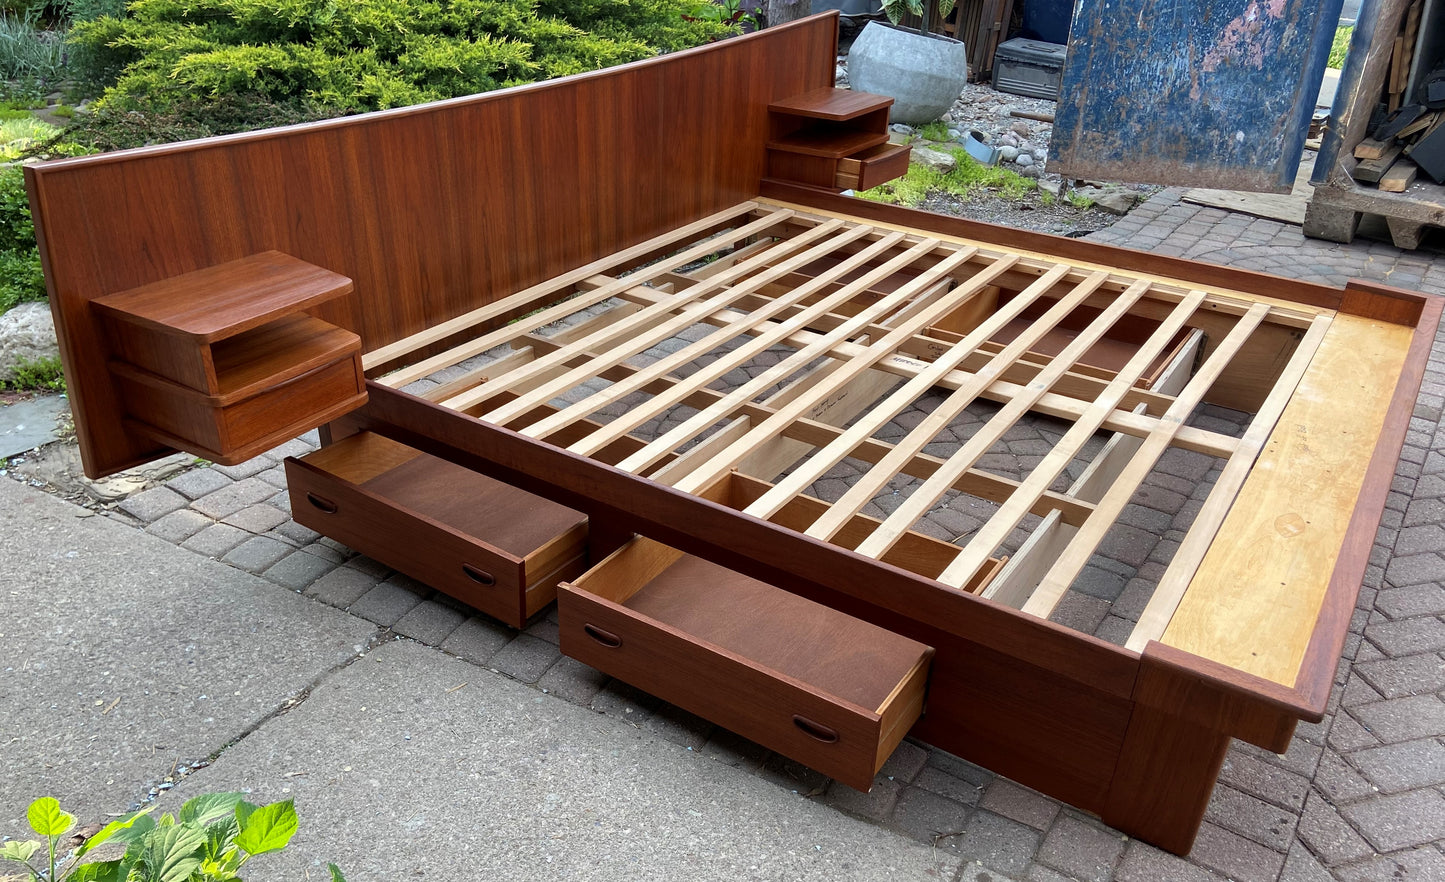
xmin=1350 ymin=0 xmax=1443 ymax=193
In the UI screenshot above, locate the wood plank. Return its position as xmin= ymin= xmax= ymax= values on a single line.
xmin=1353 ymin=145 xmax=1403 ymax=183
xmin=1159 ymin=314 xmax=1415 ymax=686
xmin=1379 ymin=160 xmax=1418 ymax=192
xmin=1353 ymin=137 xmax=1391 ymax=160
xmin=768 ymin=88 xmax=893 ymax=121
xmin=378 ymin=209 xmax=795 ymax=390
xmin=1018 ymin=303 xmax=1271 ymax=617
xmin=1128 ymin=315 xmax=1332 ymax=651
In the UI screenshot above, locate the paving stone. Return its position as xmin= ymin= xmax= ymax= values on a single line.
xmin=1329 ymin=712 xmax=1382 ymax=752
xmin=117 ymin=486 xmax=188 ymax=523
xmin=1351 ymin=694 xmax=1445 ymax=742
xmin=1339 ymin=788 xmax=1445 ymax=852
xmin=438 ymin=616 xmax=514 ymax=665
xmin=536 ymin=655 xmax=608 ymax=705
xmin=165 ymin=467 xmax=232 ymax=499
xmin=1348 ymin=737 xmax=1445 ymax=792
xmin=756 ymin=753 xmax=828 ymax=796
xmin=925 ymin=748 xmax=996 ymax=788
xmin=1217 ymin=747 xmax=1311 ymax=812
xmin=347 ymin=579 xmax=427 ymax=626
xmin=892 ymin=786 xmax=971 ymax=848
xmin=1204 ymin=784 xmax=1296 ymax=853
xmin=1383 ymin=552 xmax=1445 ymax=588
xmin=914 ymin=766 xmax=986 ymax=807
xmin=1333 ymin=845 xmax=1445 ymax=882
xmin=180 ymin=523 xmax=250 ymax=558
xmin=303 ymin=565 xmax=380 ymax=608
xmin=299 ymin=541 xmax=348 ymax=564
xmin=220 ymin=502 xmax=289 ymax=535
xmin=1035 ymin=814 xmax=1125 ymax=882
xmin=880 ymin=739 xmax=929 ymax=783
xmin=220 ymin=535 xmax=293 ymax=573
xmin=1374 ymin=583 xmax=1445 ymax=618
xmin=1312 ymin=750 xmax=1377 ymax=804
xmin=1354 ymin=651 xmax=1445 ymax=698
xmin=949 ymin=809 xmax=1040 ymax=877
xmin=823 ymin=776 xmax=901 ymax=822
xmin=522 ymin=615 xmax=559 ymax=645
xmin=391 ymin=600 xmax=467 ymax=645
xmin=257 ymin=463 xmax=289 ymax=488
xmin=1365 ymin=616 xmax=1445 ymax=656
xmin=485 ymin=634 xmax=560 ymax=684
xmin=1097 ymin=523 xmax=1157 ymax=568
xmin=265 ymin=519 xmax=317 ymax=547
xmin=144 ymin=508 xmax=211 ymax=543
xmin=978 ymin=779 xmax=1059 ymax=831
xmin=1296 ymin=790 xmax=1373 ymax=866
xmin=1278 ymin=840 xmax=1333 ymax=882
xmin=190 ymin=477 xmax=279 ymax=519
xmin=1188 ymin=821 xmax=1285 ymax=882
xmin=1115 ymin=841 xmax=1227 ymax=882
xmin=260 ymin=549 xmax=338 ymax=591
xmin=1341 ymin=671 xmax=1386 ymax=707
xmin=210 ymin=456 xmax=273 ymax=480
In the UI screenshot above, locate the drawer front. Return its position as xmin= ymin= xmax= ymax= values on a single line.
xmin=286 ymin=457 xmax=532 ymax=626
xmin=219 ymin=355 xmax=364 ymax=451
xmin=836 ymin=143 xmax=911 ymax=192
xmin=559 ymin=585 xmax=892 ymax=791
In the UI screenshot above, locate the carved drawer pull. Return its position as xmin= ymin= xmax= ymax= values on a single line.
xmin=305 ymin=492 xmax=338 ymax=514
xmin=792 ymin=715 xmax=839 ymax=743
xmin=461 ymin=564 xmax=496 ymax=586
xmin=583 ymin=624 xmax=622 ymax=648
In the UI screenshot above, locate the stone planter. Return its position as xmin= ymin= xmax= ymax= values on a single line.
xmin=847 ymin=21 xmax=969 ymax=126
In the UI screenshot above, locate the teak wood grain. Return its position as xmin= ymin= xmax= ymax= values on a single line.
xmin=26 ymin=16 xmax=839 ymax=478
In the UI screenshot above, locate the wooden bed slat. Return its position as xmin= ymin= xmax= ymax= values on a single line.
xmin=378 ymin=208 xmax=796 ymax=389
xmin=1017 ymin=303 xmax=1272 ymax=617
xmin=1126 ymin=314 xmax=1334 ymax=651
xmin=838 ymin=276 xmax=1145 ymax=558
xmin=453 ymin=218 xmax=861 ymax=418
xmin=363 ymin=201 xmax=762 ymax=375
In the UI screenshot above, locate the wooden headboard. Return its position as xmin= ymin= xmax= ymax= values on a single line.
xmin=26 ymin=15 xmax=839 ymax=478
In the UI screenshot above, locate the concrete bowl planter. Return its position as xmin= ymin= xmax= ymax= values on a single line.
xmin=847 ymin=20 xmax=969 ymax=126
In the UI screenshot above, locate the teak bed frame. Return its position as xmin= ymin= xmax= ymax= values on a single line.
xmin=26 ymin=15 xmax=1440 ymax=854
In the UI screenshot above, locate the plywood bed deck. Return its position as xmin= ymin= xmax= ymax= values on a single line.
xmin=23 ymin=12 xmax=1440 ymax=856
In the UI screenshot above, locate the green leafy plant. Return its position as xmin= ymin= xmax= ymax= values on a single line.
xmin=2 ymin=354 xmax=65 ymax=391
xmin=0 ymin=794 xmax=344 ymax=882
xmin=1329 ymin=24 xmax=1352 ymax=70
xmin=684 ymin=0 xmax=754 ymax=31
xmin=880 ymin=0 xmax=956 ymax=36
xmin=68 ymin=0 xmax=733 ymax=115
xmin=859 ymin=147 xmax=1035 ymax=206
xmin=915 ymin=119 xmax=949 ymax=142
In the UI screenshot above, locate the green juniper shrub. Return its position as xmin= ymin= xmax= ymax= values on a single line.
xmin=69 ymin=0 xmax=735 ymax=114
xmin=0 ymin=165 xmax=46 ymax=314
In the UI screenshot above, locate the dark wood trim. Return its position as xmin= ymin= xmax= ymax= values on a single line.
xmin=1340 ymin=279 xmax=1430 ymax=325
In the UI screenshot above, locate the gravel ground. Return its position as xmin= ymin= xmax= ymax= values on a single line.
xmin=837 ymin=59 xmax=1158 ymax=236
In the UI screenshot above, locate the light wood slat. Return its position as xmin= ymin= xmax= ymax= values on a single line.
xmin=584 ymin=238 xmax=959 ymax=466
xmin=744 ymin=263 xmax=1076 ymax=523
xmin=1125 ymin=313 xmax=1334 ymax=651
xmin=377 ymin=208 xmax=794 ymax=389
xmin=669 ymin=252 xmax=1020 ymax=494
xmin=838 ymin=275 xmax=1143 ymax=557
xmin=510 ymin=329 xmax=1096 ymax=525
xmin=949 ymin=290 xmax=1212 ymax=598
xmin=598 ymin=281 xmax=1238 ymax=458
xmin=1017 ymin=302 xmax=1273 ymax=617
xmin=763 ymin=201 xmax=1324 ymax=329
xmin=363 ymin=200 xmax=760 ymax=373
xmin=515 ymin=230 xmax=910 ymax=442
xmin=450 ymin=218 xmax=859 ymax=417
xmin=682 ymin=238 xmax=779 ymax=279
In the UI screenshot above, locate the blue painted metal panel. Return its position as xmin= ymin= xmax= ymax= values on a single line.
xmin=1052 ymin=0 xmax=1345 ymax=193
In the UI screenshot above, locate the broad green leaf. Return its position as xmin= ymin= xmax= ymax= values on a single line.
xmin=0 ymin=839 xmax=40 ymax=862
xmin=328 ymin=862 xmax=347 ymax=882
xmin=138 ymin=825 xmax=206 ymax=882
xmin=201 ymin=816 xmax=239 ymax=862
xmin=233 ymin=801 xmax=297 ymax=857
xmin=76 ymin=808 xmax=155 ymax=857
xmin=179 ymin=793 xmax=244 ymax=827
xmin=232 ymin=802 xmax=258 ymax=831
xmin=69 ymin=859 xmax=122 ymax=882
xmin=26 ymin=797 xmax=75 ymax=837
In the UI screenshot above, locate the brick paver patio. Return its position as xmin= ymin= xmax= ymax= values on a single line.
xmin=69 ymin=188 xmax=1445 ymax=880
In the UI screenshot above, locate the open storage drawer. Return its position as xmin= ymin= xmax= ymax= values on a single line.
xmin=285 ymin=431 xmax=587 ymax=627
xmin=559 ymin=536 xmax=934 ymax=791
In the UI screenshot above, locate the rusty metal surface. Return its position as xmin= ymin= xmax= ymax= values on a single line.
xmin=1052 ymin=0 xmax=1345 ymax=193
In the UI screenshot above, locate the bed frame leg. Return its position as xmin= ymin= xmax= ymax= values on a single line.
xmin=1101 ymin=703 xmax=1230 ymax=855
